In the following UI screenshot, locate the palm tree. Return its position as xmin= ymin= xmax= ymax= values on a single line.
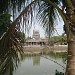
xmin=0 ymin=1 xmax=35 ymax=75
xmin=62 ymin=0 xmax=75 ymax=75
xmin=37 ymin=0 xmax=75 ymax=75
xmin=0 ymin=0 xmax=75 ymax=75
xmin=37 ymin=0 xmax=60 ymax=45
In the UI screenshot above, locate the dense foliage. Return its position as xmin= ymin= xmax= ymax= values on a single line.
xmin=0 ymin=12 xmax=11 ymax=37
xmin=50 ymin=34 xmax=67 ymax=45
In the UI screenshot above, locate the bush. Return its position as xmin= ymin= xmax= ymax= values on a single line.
xmin=55 ymin=70 xmax=64 ymax=75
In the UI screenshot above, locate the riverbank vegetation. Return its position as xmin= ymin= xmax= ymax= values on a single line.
xmin=50 ymin=34 xmax=67 ymax=45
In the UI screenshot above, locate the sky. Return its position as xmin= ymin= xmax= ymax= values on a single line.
xmin=26 ymin=4 xmax=64 ymax=38
xmin=53 ymin=18 xmax=64 ymax=36
xmin=11 ymin=11 xmax=64 ymax=38
xmin=27 ymin=17 xmax=64 ymax=38
xmin=10 ymin=1 xmax=64 ymax=38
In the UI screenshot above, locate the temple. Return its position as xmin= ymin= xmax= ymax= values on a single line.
xmin=32 ymin=30 xmax=40 ymax=39
xmin=25 ymin=30 xmax=47 ymax=46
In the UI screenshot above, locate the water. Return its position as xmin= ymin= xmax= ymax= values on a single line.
xmin=13 ymin=52 xmax=66 ymax=75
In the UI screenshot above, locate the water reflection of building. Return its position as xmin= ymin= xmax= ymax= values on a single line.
xmin=25 ymin=30 xmax=47 ymax=46
xmin=33 ymin=56 xmax=40 ymax=66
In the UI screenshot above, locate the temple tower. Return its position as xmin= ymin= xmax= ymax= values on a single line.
xmin=32 ymin=30 xmax=40 ymax=39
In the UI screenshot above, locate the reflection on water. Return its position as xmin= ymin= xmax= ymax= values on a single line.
xmin=13 ymin=52 xmax=67 ymax=75
xmin=48 ymin=52 xmax=67 ymax=64
xmin=33 ymin=56 xmax=40 ymax=66
xmin=20 ymin=55 xmax=41 ymax=66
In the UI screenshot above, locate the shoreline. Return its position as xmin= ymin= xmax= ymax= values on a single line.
xmin=23 ymin=45 xmax=68 ymax=55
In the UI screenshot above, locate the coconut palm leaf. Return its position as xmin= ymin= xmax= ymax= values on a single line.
xmin=37 ymin=0 xmax=61 ymax=39
xmin=0 ymin=1 xmax=36 ymax=75
xmin=41 ymin=0 xmax=69 ymax=35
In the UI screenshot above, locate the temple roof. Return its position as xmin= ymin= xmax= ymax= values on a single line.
xmin=32 ymin=30 xmax=40 ymax=39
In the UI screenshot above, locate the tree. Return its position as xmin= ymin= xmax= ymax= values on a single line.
xmin=0 ymin=1 xmax=36 ymax=75
xmin=50 ymin=35 xmax=67 ymax=45
xmin=0 ymin=12 xmax=24 ymax=75
xmin=37 ymin=0 xmax=75 ymax=75
xmin=63 ymin=1 xmax=75 ymax=75
xmin=0 ymin=12 xmax=11 ymax=37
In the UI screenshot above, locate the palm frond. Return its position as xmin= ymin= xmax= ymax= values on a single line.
xmin=0 ymin=1 xmax=36 ymax=75
xmin=37 ymin=1 xmax=58 ymax=37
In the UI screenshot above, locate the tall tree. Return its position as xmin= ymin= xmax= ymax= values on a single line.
xmin=63 ymin=0 xmax=75 ymax=75
xmin=0 ymin=1 xmax=35 ymax=75
xmin=38 ymin=0 xmax=75 ymax=75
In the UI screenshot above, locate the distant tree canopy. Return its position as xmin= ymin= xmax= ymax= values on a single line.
xmin=50 ymin=34 xmax=67 ymax=45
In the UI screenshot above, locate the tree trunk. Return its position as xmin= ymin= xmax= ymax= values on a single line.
xmin=65 ymin=0 xmax=75 ymax=75
xmin=66 ymin=40 xmax=75 ymax=75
